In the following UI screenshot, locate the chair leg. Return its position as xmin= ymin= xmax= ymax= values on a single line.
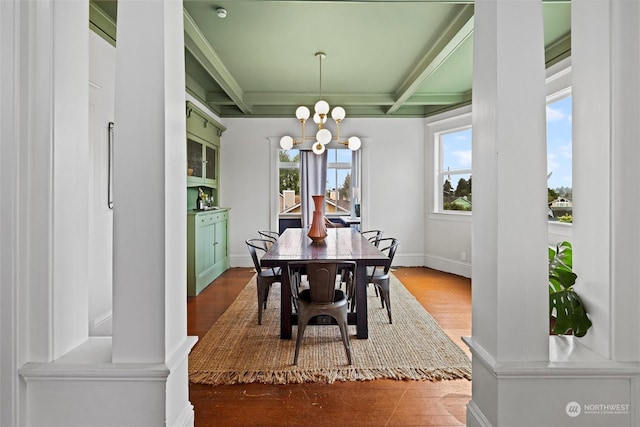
xmin=293 ymin=311 xmax=311 ymax=365
xmin=338 ymin=320 xmax=352 ymax=365
xmin=374 ymin=280 xmax=392 ymax=324
xmin=256 ymin=284 xmax=264 ymax=325
xmin=256 ymin=281 xmax=270 ymax=325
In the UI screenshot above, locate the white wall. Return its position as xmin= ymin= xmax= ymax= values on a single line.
xmin=220 ymin=117 xmax=426 ymax=268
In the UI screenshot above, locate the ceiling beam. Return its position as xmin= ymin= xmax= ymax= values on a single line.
xmin=183 ymin=9 xmax=253 ymax=114
xmin=240 ymin=92 xmax=397 ymax=106
xmin=386 ymin=4 xmax=474 ymax=115
xmin=404 ymin=92 xmax=471 ymax=105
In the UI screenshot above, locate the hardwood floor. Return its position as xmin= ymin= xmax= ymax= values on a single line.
xmin=187 ymin=267 xmax=472 ymax=426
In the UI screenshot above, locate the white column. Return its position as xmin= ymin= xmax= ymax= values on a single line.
xmin=1 ymin=2 xmax=21 ymax=425
xmin=471 ymin=0 xmax=549 ymax=361
xmin=573 ymin=0 xmax=640 ymax=361
xmin=468 ymin=0 xmax=548 ymax=424
xmin=608 ymin=0 xmax=640 ymax=363
xmin=112 ymin=0 xmax=193 ymax=425
xmin=112 ymin=0 xmax=187 ymax=364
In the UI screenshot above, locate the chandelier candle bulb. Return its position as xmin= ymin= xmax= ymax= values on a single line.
xmin=280 ymin=136 xmax=294 ymax=150
xmin=315 ymin=100 xmax=330 ymax=115
xmin=312 ymin=142 xmax=326 ymax=155
xmin=316 ymin=128 xmax=332 ymax=145
xmin=296 ymin=106 xmax=310 ymax=121
xmin=348 ymin=136 xmax=362 ymax=151
xmin=331 ymin=107 xmax=346 ymax=122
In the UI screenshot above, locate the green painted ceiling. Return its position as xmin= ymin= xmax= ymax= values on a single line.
xmin=90 ymin=1 xmax=571 ymax=118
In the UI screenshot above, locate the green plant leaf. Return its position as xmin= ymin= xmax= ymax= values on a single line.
xmin=549 ymin=289 xmax=592 ymax=337
xmin=549 ymin=269 xmax=577 ymax=290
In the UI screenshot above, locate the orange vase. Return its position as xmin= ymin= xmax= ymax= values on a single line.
xmin=307 ymin=195 xmax=328 ymax=243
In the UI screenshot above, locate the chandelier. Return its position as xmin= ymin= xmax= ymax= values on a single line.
xmin=280 ymin=52 xmax=361 ymax=155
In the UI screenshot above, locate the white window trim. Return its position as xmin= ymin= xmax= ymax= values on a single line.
xmin=426 ymin=107 xmax=472 ymax=219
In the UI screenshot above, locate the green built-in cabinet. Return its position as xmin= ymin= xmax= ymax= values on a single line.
xmin=187 ymin=209 xmax=230 ymax=296
xmin=186 ymin=101 xmax=226 ymax=193
xmin=186 ymin=102 xmax=229 ymax=296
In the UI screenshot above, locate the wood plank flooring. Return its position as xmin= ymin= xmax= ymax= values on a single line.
xmin=187 ymin=266 xmax=472 ymax=426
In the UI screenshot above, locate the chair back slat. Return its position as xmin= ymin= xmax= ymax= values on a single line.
xmin=245 ymin=238 xmax=272 ymax=272
xmin=361 ymin=229 xmax=383 ymax=247
xmin=375 ymin=238 xmax=399 ymax=274
xmin=306 ymin=263 xmax=338 ymax=303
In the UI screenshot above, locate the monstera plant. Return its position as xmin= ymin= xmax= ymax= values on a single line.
xmin=548 ymin=241 xmax=592 ymax=337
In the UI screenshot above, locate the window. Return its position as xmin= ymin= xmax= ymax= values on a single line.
xmin=279 ymin=149 xmax=300 ymax=214
xmin=546 ymin=93 xmax=572 ymax=223
xmin=278 ymin=148 xmax=356 ymax=218
xmin=325 ymin=149 xmax=353 ymax=216
xmin=436 ymin=126 xmax=472 ymax=212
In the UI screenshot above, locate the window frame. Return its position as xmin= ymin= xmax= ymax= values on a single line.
xmin=427 ymin=109 xmax=473 ymax=217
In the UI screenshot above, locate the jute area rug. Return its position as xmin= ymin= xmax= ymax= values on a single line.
xmin=189 ymin=273 xmax=471 ymax=385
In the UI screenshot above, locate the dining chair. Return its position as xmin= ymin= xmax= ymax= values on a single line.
xmin=246 ymin=238 xmax=282 ymax=325
xmin=258 ymin=230 xmax=279 ymax=250
xmin=366 ymin=237 xmax=399 ymax=324
xmin=288 ymin=260 xmax=355 ymax=366
xmin=360 ymin=229 xmax=384 ymax=247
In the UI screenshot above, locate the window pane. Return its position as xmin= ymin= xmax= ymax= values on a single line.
xmin=336 ymin=149 xmax=351 ymax=163
xmin=443 ymin=173 xmax=472 ymax=211
xmin=326 ymin=148 xmax=337 ymax=163
xmin=546 ymin=96 xmax=572 ymax=223
xmin=442 ymin=129 xmax=472 ymax=171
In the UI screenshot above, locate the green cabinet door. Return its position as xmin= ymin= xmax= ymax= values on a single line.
xmin=213 ymin=217 xmax=227 ymax=267
xmin=187 ymin=209 xmax=230 ymax=296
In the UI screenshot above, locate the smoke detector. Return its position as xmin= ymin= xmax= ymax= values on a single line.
xmin=216 ymin=8 xmax=227 ymax=18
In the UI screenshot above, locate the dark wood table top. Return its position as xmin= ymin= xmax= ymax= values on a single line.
xmin=261 ymin=227 xmax=389 ymax=266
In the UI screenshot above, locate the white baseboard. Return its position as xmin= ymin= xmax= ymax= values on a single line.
xmin=467 ymin=401 xmax=493 ymax=427
xmin=425 ymin=254 xmax=471 ymax=278
xmin=174 ymin=402 xmax=195 ymax=427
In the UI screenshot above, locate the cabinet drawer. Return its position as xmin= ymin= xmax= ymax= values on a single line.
xmin=196 ymin=211 xmax=227 ymax=227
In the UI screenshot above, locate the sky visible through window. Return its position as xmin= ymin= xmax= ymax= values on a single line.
xmin=546 ymin=96 xmax=572 ymax=191
xmin=442 ymin=129 xmax=472 ymax=171
xmin=326 ymin=149 xmax=352 ymax=192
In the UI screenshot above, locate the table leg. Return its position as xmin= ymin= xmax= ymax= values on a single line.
xmin=355 ymin=264 xmax=369 ymax=339
xmin=280 ymin=264 xmax=292 ymax=339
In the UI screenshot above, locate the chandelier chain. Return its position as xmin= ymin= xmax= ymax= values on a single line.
xmin=318 ymin=54 xmax=323 ymax=100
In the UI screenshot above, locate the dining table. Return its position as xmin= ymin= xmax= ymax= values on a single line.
xmin=261 ymin=227 xmax=390 ymax=339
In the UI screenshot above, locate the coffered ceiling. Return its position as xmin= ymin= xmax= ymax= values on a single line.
xmin=90 ymin=1 xmax=571 ymax=118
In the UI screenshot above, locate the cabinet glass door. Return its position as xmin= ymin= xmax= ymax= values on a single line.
xmin=187 ymin=139 xmax=203 ymax=178
xmin=205 ymin=144 xmax=217 ymax=182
